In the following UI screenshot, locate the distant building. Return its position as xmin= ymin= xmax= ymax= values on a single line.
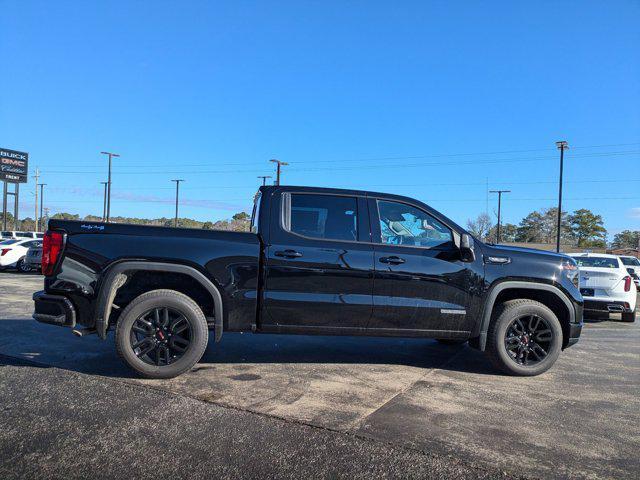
xmin=607 ymin=248 xmax=640 ymax=259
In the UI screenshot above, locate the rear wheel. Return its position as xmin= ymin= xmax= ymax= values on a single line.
xmin=115 ymin=289 xmax=209 ymax=379
xmin=486 ymin=299 xmax=562 ymax=376
xmin=16 ymin=258 xmax=32 ymax=273
xmin=621 ymin=310 xmax=636 ymax=323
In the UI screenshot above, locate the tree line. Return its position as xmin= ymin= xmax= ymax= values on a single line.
xmin=0 ymin=211 xmax=252 ymax=233
xmin=466 ymin=207 xmax=627 ymax=248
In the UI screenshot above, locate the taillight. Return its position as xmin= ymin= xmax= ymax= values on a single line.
xmin=1 ymin=248 xmax=11 ymax=256
xmin=624 ymin=276 xmax=632 ymax=292
xmin=42 ymin=230 xmax=64 ymax=276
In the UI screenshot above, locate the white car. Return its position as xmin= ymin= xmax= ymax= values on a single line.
xmin=0 ymin=231 xmax=44 ymax=240
xmin=619 ymin=255 xmax=640 ymax=290
xmin=0 ymin=238 xmax=43 ymax=272
xmin=568 ymin=253 xmax=636 ymax=322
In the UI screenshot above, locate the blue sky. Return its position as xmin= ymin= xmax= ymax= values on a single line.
xmin=1 ymin=1 xmax=639 ymax=237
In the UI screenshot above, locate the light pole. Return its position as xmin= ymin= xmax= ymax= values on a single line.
xmin=555 ymin=141 xmax=569 ymax=252
xmin=37 ymin=183 xmax=46 ymax=232
xmin=100 ymin=182 xmax=108 ymax=221
xmin=171 ymin=179 xmax=184 ymax=227
xmin=33 ymin=168 xmax=40 ymax=232
xmin=269 ymin=159 xmax=289 ymax=186
xmin=257 ymin=175 xmax=272 ymax=186
xmin=100 ymin=151 xmax=120 ymax=222
xmin=489 ymin=190 xmax=510 ymax=244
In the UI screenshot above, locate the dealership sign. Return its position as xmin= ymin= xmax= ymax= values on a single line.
xmin=0 ymin=148 xmax=29 ymax=183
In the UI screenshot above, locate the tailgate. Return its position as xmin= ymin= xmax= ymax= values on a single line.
xmin=579 ymin=268 xmax=623 ymax=291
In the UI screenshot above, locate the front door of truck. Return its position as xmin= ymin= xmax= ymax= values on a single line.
xmin=368 ymin=197 xmax=479 ymax=335
xmin=262 ymin=192 xmax=374 ymax=332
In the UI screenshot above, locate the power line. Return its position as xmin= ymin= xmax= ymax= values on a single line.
xmin=43 ymin=142 xmax=640 ymax=168
xmin=121 ymin=177 xmax=640 ymax=190
xmin=38 ymin=150 xmax=640 ymax=175
xmin=32 ymin=195 xmax=640 ymax=205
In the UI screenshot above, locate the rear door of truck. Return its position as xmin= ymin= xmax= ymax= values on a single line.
xmin=260 ymin=188 xmax=374 ymax=332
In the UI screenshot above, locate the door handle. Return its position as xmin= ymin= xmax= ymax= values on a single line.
xmin=274 ymin=249 xmax=303 ymax=258
xmin=380 ymin=256 xmax=405 ymax=265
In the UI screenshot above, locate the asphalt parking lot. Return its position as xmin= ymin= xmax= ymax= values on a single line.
xmin=1 ymin=272 xmax=639 ymax=479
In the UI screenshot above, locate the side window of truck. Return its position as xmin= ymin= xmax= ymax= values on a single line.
xmin=377 ymin=200 xmax=453 ymax=248
xmin=285 ymin=194 xmax=358 ymax=241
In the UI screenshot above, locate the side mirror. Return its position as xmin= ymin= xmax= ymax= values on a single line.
xmin=627 ymin=267 xmax=636 ymax=275
xmin=460 ymin=233 xmax=475 ymax=262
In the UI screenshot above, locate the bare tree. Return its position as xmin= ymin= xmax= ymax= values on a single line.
xmin=467 ymin=213 xmax=493 ymax=241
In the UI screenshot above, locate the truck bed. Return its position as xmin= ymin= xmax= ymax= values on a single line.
xmin=45 ymin=219 xmax=261 ymax=332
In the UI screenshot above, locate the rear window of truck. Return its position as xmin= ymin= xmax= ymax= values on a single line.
xmin=574 ymin=257 xmax=619 ymax=268
xmin=286 ymin=194 xmax=358 ymax=241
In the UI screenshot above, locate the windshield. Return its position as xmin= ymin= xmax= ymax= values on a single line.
xmin=621 ymin=257 xmax=640 ymax=266
xmin=1 ymin=231 xmax=12 ymax=236
xmin=574 ymin=257 xmax=619 ymax=268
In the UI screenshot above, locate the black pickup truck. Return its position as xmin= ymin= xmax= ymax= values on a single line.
xmin=34 ymin=185 xmax=583 ymax=378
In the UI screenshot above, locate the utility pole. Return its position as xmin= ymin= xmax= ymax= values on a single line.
xmin=489 ymin=190 xmax=510 ymax=244
xmin=2 ymin=181 xmax=7 ymax=230
xmin=38 ymin=183 xmax=46 ymax=232
xmin=257 ymin=175 xmax=272 ymax=186
xmin=171 ymin=179 xmax=184 ymax=228
xmin=485 ymin=177 xmax=489 ymax=218
xmin=100 ymin=182 xmax=108 ymax=221
xmin=33 ymin=168 xmax=40 ymax=232
xmin=101 ymin=151 xmax=120 ymax=222
xmin=555 ymin=141 xmax=569 ymax=253
xmin=269 ymin=159 xmax=289 ymax=186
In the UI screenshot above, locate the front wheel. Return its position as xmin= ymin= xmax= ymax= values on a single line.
xmin=486 ymin=299 xmax=563 ymax=376
xmin=115 ymin=289 xmax=209 ymax=379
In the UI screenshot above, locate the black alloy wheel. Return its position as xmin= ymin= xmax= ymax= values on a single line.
xmin=116 ymin=289 xmax=209 ymax=379
xmin=504 ymin=314 xmax=553 ymax=366
xmin=130 ymin=306 xmax=192 ymax=366
xmin=486 ymin=299 xmax=562 ymax=376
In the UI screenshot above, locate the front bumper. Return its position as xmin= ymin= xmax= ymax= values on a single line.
xmin=564 ymin=300 xmax=584 ymax=349
xmin=33 ymin=291 xmax=76 ymax=328
xmin=567 ymin=321 xmax=583 ymax=347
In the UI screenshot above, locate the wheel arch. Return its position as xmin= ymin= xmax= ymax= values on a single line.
xmin=94 ymin=261 xmax=224 ymax=341
xmin=476 ymin=281 xmax=576 ymax=351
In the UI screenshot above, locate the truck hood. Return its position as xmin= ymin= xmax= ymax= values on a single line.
xmin=482 ymin=243 xmax=569 ymax=263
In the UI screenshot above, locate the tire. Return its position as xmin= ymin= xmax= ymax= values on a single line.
xmin=486 ymin=299 xmax=563 ymax=376
xmin=436 ymin=338 xmax=467 ymax=346
xmin=16 ymin=258 xmax=32 ymax=273
xmin=115 ymin=289 xmax=209 ymax=379
xmin=621 ymin=310 xmax=636 ymax=323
